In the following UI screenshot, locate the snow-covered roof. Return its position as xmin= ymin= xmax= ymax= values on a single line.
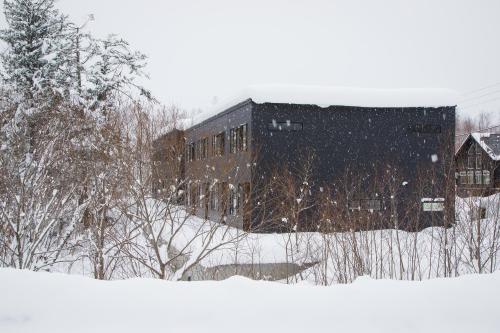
xmin=192 ymin=85 xmax=458 ymax=127
xmin=470 ymin=133 xmax=500 ymax=161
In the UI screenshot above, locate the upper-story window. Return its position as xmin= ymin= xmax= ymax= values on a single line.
xmin=186 ymin=142 xmax=195 ymax=162
xmin=201 ymin=137 xmax=208 ymax=159
xmin=212 ymin=132 xmax=225 ymax=157
xmin=467 ymin=144 xmax=481 ymax=169
xmin=230 ymin=124 xmax=247 ymax=154
xmin=186 ymin=138 xmax=208 ymax=162
xmin=407 ymin=123 xmax=441 ymax=134
xmin=268 ymin=120 xmax=303 ymax=132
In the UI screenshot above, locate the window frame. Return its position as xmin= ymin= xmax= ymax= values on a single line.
xmin=361 ymin=199 xmax=381 ymax=211
xmin=268 ymin=121 xmax=303 ymax=132
xmin=422 ymin=198 xmax=445 ymax=212
xmin=483 ymin=170 xmax=490 ymax=185
xmin=467 ymin=171 xmax=474 ymax=184
xmin=229 ymin=124 xmax=248 ymax=154
xmin=460 ymin=171 xmax=467 ymax=185
xmin=475 ymin=170 xmax=482 ymax=185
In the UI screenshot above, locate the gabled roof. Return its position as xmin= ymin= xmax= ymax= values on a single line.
xmin=458 ymin=133 xmax=500 ymax=161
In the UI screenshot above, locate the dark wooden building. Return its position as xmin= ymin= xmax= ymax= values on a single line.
xmin=455 ymin=133 xmax=500 ymax=197
xmin=152 ymin=128 xmax=185 ymax=202
xmin=153 ymin=86 xmax=457 ymax=232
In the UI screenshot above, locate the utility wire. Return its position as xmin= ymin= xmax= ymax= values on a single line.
xmin=462 ymin=81 xmax=500 ymax=96
xmin=458 ymin=95 xmax=500 ymax=109
xmin=456 ymin=124 xmax=500 ymax=137
xmin=460 ymin=88 xmax=500 ymax=103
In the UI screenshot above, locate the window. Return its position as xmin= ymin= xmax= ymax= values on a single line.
xmin=212 ymin=132 xmax=225 ymax=156
xmin=241 ymin=124 xmax=247 ymax=151
xmin=361 ymin=199 xmax=381 ymax=211
xmin=423 ymin=202 xmax=444 ymax=211
xmin=229 ymin=184 xmax=240 ymax=216
xmin=198 ymin=183 xmax=204 ymax=208
xmin=220 ymin=182 xmax=228 ymax=214
xmin=407 ymin=123 xmax=441 ymax=134
xmin=202 ymin=138 xmax=208 ymax=159
xmin=467 ymin=143 xmax=482 ymax=170
xmin=268 ymin=121 xmax=303 ymax=132
xmin=460 ymin=171 xmax=467 ymax=185
xmin=186 ymin=143 xmax=196 ymax=162
xmin=467 ymin=171 xmax=474 ymax=184
xmin=483 ymin=170 xmax=490 ymax=185
xmin=197 ymin=138 xmax=208 ymax=160
xmin=467 ymin=156 xmax=475 ymax=169
xmin=230 ymin=128 xmax=235 ymax=154
xmin=348 ymin=200 xmax=361 ymax=211
xmin=349 ymin=199 xmax=381 ymax=211
xmin=475 ymin=170 xmax=482 ymax=185
xmin=189 ymin=184 xmax=197 ymax=208
xmin=230 ymin=124 xmax=248 ymax=154
xmin=240 ymin=182 xmax=250 ymax=212
xmin=467 ymin=145 xmax=475 ymax=169
xmin=422 ymin=198 xmax=444 ymax=212
xmin=192 ymin=138 xmax=208 ymax=160
xmin=210 ymin=184 xmax=219 ymax=211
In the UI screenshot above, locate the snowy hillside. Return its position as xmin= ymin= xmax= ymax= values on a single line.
xmin=0 ymin=268 xmax=499 ymax=333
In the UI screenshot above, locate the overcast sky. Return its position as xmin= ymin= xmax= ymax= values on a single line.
xmin=2 ymin=0 xmax=500 ymax=121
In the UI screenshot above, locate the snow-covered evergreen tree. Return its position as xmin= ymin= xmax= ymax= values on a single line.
xmin=0 ymin=0 xmax=68 ymax=101
xmin=0 ymin=0 xmax=153 ymax=273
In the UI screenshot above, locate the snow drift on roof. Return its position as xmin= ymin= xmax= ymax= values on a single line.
xmin=471 ymin=132 xmax=500 ymax=161
xmin=192 ymin=84 xmax=458 ymax=127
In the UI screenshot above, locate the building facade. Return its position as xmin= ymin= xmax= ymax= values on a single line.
xmin=455 ymin=133 xmax=500 ymax=197
xmin=153 ymin=87 xmax=457 ymax=232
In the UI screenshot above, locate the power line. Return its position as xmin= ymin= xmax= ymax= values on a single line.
xmin=459 ymin=95 xmax=500 ymax=109
xmin=459 ymin=88 xmax=500 ymax=103
xmin=462 ymin=81 xmax=500 ymax=96
xmin=456 ymin=124 xmax=500 ymax=137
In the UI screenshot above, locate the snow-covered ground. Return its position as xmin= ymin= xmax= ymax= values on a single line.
xmin=50 ymin=193 xmax=499 ymax=283
xmin=0 ymin=268 xmax=499 ymax=333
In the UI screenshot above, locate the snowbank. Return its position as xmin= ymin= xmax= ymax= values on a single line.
xmin=0 ymin=268 xmax=498 ymax=333
xmin=193 ymin=84 xmax=459 ymax=126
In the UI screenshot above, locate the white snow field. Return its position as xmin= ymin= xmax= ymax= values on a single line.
xmin=0 ymin=268 xmax=499 ymax=333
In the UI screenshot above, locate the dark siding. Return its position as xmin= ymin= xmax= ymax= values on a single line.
xmin=184 ymin=101 xmax=254 ymax=228
xmin=152 ymin=129 xmax=185 ymax=201
xmin=251 ymin=103 xmax=455 ymax=230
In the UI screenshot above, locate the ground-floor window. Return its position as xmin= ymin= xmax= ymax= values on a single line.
xmin=198 ymin=184 xmax=204 ymax=208
xmin=422 ymin=198 xmax=444 ymax=212
xmin=483 ymin=170 xmax=490 ymax=184
xmin=188 ymin=183 xmax=197 ymax=208
xmin=361 ymin=199 xmax=381 ymax=211
xmin=459 ymin=169 xmax=491 ymax=185
xmin=467 ymin=171 xmax=474 ymax=184
xmin=220 ymin=182 xmax=228 ymax=214
xmin=229 ymin=184 xmax=240 ymax=216
xmin=348 ymin=200 xmax=361 ymax=211
xmin=475 ymin=170 xmax=482 ymax=185
xmin=210 ymin=183 xmax=219 ymax=211
xmin=349 ymin=198 xmax=381 ymax=211
xmin=460 ymin=171 xmax=467 ymax=184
